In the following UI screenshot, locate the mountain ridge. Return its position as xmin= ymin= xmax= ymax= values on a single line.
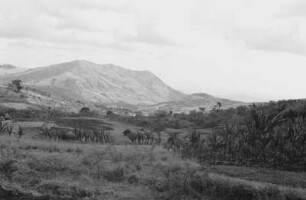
xmin=0 ymin=60 xmax=185 ymax=105
xmin=0 ymin=60 xmax=248 ymax=112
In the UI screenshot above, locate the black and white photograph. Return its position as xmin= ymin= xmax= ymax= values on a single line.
xmin=1 ymin=0 xmax=306 ymax=199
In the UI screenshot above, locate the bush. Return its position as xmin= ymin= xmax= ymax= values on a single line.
xmin=103 ymin=166 xmax=126 ymax=182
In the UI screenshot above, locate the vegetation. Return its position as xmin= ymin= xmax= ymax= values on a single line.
xmin=8 ymin=80 xmax=23 ymax=93
xmin=93 ymin=99 xmax=306 ymax=172
xmin=39 ymin=119 xmax=113 ymax=144
xmin=122 ymin=128 xmax=161 ymax=145
xmin=0 ymin=134 xmax=207 ymax=199
xmin=191 ymin=101 xmax=306 ymax=171
xmin=143 ymin=100 xmax=306 ymax=172
xmin=3 ymin=96 xmax=306 ymax=199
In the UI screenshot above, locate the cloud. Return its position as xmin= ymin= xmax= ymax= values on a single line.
xmin=227 ymin=19 xmax=306 ymax=55
xmin=209 ymin=0 xmax=306 ymax=56
xmin=123 ymin=17 xmax=176 ymax=46
xmin=0 ymin=0 xmax=177 ymax=57
xmin=279 ymin=0 xmax=306 ymax=17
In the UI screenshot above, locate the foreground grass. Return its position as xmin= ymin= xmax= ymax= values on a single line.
xmin=209 ymin=165 xmax=306 ymax=189
xmin=2 ymin=117 xmax=306 ymax=200
xmin=0 ymin=135 xmax=207 ymax=200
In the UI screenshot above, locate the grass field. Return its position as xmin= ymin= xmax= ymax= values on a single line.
xmin=0 ymin=134 xmax=204 ymax=199
xmin=1 ymin=117 xmax=306 ymax=199
xmin=209 ymin=165 xmax=306 ymax=189
xmin=0 ymin=118 xmax=207 ymax=200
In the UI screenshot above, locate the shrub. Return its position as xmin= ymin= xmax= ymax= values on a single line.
xmin=103 ymin=166 xmax=126 ymax=182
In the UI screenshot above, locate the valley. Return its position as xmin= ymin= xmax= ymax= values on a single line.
xmin=1 ymin=60 xmax=306 ymax=200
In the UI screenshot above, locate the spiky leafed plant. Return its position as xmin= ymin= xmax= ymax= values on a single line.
xmin=6 ymin=123 xmax=13 ymax=137
xmin=16 ymin=125 xmax=23 ymax=141
xmin=166 ymin=132 xmax=184 ymax=153
xmin=0 ymin=122 xmax=7 ymax=134
xmin=181 ymin=129 xmax=204 ymax=159
xmin=243 ymin=105 xmax=286 ymax=162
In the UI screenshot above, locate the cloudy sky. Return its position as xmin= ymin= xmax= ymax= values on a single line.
xmin=1 ymin=0 xmax=306 ymax=101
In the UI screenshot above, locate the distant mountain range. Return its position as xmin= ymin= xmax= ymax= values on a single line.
xmin=0 ymin=64 xmax=26 ymax=75
xmin=0 ymin=60 xmax=248 ymax=112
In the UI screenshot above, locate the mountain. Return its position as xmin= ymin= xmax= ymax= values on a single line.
xmin=0 ymin=60 xmax=185 ymax=105
xmin=0 ymin=64 xmax=26 ymax=75
xmin=138 ymin=93 xmax=248 ymax=114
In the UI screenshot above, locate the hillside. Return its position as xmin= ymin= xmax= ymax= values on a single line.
xmin=0 ymin=85 xmax=84 ymax=112
xmin=139 ymin=93 xmax=247 ymax=113
xmin=0 ymin=60 xmax=185 ymax=105
xmin=0 ymin=60 xmax=248 ymax=112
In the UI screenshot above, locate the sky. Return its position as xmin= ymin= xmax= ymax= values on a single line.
xmin=1 ymin=0 xmax=306 ymax=101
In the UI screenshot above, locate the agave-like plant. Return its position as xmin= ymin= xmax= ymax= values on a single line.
xmin=6 ymin=123 xmax=13 ymax=137
xmin=0 ymin=122 xmax=7 ymax=134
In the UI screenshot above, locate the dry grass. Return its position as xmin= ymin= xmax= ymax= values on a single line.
xmin=0 ymin=134 xmax=202 ymax=200
xmin=209 ymin=165 xmax=306 ymax=189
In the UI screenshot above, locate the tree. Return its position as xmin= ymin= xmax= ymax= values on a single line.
xmin=154 ymin=110 xmax=168 ymax=118
xmin=217 ymin=102 xmax=222 ymax=110
xmin=199 ymin=107 xmax=206 ymax=112
xmin=79 ymin=107 xmax=90 ymax=115
xmin=106 ymin=110 xmax=114 ymax=117
xmin=8 ymin=80 xmax=23 ymax=93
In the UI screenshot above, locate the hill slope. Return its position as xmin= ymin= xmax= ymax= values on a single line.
xmin=0 ymin=60 xmax=185 ymax=105
xmin=0 ymin=85 xmax=84 ymax=112
xmin=139 ymin=93 xmax=247 ymax=113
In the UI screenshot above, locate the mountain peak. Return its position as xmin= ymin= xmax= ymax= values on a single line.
xmin=190 ymin=93 xmax=212 ymax=98
xmin=60 ymin=60 xmax=97 ymax=69
xmin=65 ymin=60 xmax=128 ymax=72
xmin=60 ymin=60 xmax=154 ymax=75
xmin=69 ymin=59 xmax=95 ymax=65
